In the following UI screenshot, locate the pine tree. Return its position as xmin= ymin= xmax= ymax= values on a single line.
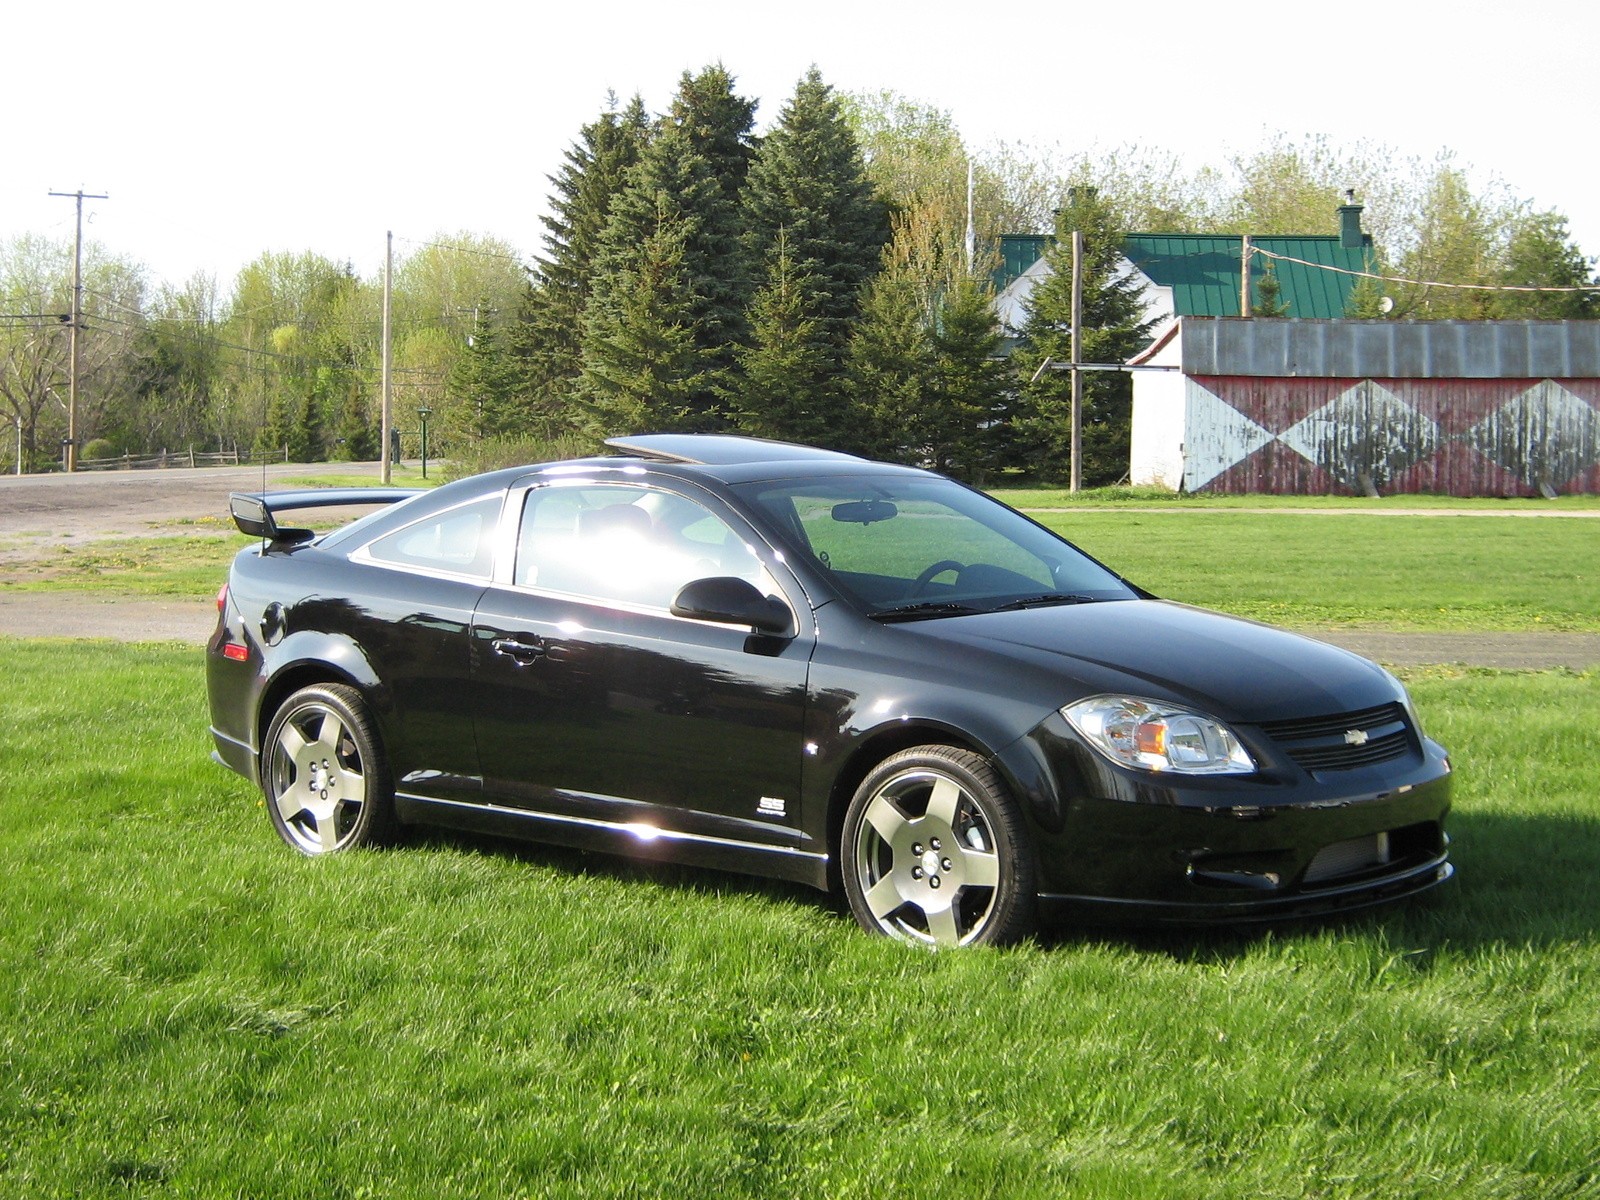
xmin=735 ymin=232 xmax=841 ymax=446
xmin=1252 ymin=260 xmax=1290 ymax=317
xmin=1344 ymin=261 xmax=1388 ymax=318
xmin=580 ymin=204 xmax=703 ymax=434
xmin=663 ymin=64 xmax=760 ymax=382
xmin=924 ymin=275 xmax=1010 ymax=480
xmin=583 ymin=119 xmax=750 ymax=423
xmin=1018 ymin=189 xmax=1153 ymax=485
xmin=741 ymin=68 xmax=890 ymax=361
xmin=668 ymin=63 xmax=758 ymax=206
xmin=448 ymin=304 xmax=522 ymax=441
xmin=516 ymin=95 xmax=650 ymax=414
xmin=846 ymin=265 xmax=931 ymax=461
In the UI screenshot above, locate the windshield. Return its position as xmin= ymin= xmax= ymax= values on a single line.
xmin=733 ymin=474 xmax=1137 ymax=619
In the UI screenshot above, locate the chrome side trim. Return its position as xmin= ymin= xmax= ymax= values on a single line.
xmin=396 ymin=791 xmax=828 ymax=862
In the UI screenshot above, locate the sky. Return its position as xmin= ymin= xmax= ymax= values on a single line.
xmin=5 ymin=0 xmax=1596 ymax=293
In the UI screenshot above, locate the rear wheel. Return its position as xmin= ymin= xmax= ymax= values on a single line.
xmin=262 ymin=684 xmax=396 ymax=854
xmin=841 ymin=746 xmax=1036 ymax=947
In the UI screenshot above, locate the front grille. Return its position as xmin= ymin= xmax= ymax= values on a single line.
xmin=1259 ymin=702 xmax=1412 ymax=773
xmin=1303 ymin=833 xmax=1390 ymax=883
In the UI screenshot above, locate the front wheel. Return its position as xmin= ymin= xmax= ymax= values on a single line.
xmin=262 ymin=683 xmax=396 ymax=855
xmin=841 ymin=746 xmax=1036 ymax=947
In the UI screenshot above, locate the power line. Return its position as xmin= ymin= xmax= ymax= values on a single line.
xmin=1251 ymin=246 xmax=1600 ymax=293
xmin=394 ymin=233 xmax=532 ymax=268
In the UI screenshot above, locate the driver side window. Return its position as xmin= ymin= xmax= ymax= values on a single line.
xmin=514 ymin=484 xmax=767 ymax=610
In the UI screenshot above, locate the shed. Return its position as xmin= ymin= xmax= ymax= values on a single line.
xmin=1131 ymin=318 xmax=1600 ymax=496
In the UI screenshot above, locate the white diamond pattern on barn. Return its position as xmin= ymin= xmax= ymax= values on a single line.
xmin=1183 ymin=379 xmax=1272 ymax=491
xmin=1276 ymin=382 xmax=1440 ymax=489
xmin=1464 ymin=381 xmax=1600 ymax=487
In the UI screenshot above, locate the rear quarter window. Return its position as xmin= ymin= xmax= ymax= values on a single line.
xmin=363 ymin=496 xmax=501 ymax=577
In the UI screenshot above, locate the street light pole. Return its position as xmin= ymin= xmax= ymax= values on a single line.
xmin=417 ymin=406 xmax=432 ymax=479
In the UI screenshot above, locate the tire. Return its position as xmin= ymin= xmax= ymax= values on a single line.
xmin=261 ymin=683 xmax=397 ymax=855
xmin=841 ymin=746 xmax=1036 ymax=947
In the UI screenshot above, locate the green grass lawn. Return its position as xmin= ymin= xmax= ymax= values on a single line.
xmin=0 ymin=534 xmax=256 ymax=598
xmin=1030 ymin=510 xmax=1600 ymax=631
xmin=4 ymin=496 xmax=1596 ymax=633
xmin=1 ymin=642 xmax=1597 ymax=1198
xmin=994 ymin=485 xmax=1600 ymax=511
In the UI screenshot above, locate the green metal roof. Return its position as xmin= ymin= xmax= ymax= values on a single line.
xmin=996 ymin=235 xmax=1050 ymax=294
xmin=1124 ymin=233 xmax=1371 ymax=319
xmin=995 ymin=232 xmax=1373 ymax=320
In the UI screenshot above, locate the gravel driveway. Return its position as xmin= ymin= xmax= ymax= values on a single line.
xmin=2 ymin=464 xmax=1595 ymax=669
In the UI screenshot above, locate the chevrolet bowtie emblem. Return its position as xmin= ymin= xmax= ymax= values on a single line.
xmin=1344 ymin=729 xmax=1370 ymax=746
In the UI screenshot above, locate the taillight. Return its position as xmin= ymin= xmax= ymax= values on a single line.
xmin=216 ymin=583 xmax=229 ymax=614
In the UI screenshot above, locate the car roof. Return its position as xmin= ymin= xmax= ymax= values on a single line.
xmin=603 ymin=434 xmax=865 ymax=467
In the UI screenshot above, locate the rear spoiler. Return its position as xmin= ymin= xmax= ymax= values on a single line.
xmin=228 ymin=488 xmax=424 ymax=544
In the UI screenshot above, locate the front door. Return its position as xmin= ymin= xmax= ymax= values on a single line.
xmin=470 ymin=479 xmax=814 ymax=849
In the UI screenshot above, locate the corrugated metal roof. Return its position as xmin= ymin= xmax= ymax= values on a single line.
xmin=996 ymin=235 xmax=1050 ymax=294
xmin=1124 ymin=234 xmax=1371 ymax=319
xmin=1181 ymin=316 xmax=1600 ymax=378
xmin=994 ymin=233 xmax=1372 ymax=321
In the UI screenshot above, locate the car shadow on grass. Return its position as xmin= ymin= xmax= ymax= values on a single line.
xmin=393 ymin=807 xmax=1599 ymax=957
xmin=401 ymin=822 xmax=834 ymax=916
xmin=1039 ymin=808 xmax=1600 ymax=962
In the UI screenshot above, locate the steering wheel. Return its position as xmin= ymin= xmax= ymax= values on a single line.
xmin=912 ymin=559 xmax=965 ymax=594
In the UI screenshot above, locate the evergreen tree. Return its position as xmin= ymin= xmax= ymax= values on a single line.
xmin=663 ymin=64 xmax=761 ymax=381
xmin=846 ymin=265 xmax=931 ymax=461
xmin=1251 ymin=260 xmax=1290 ymax=317
xmin=1344 ymin=255 xmax=1389 ymax=318
xmin=448 ymin=303 xmax=522 ymax=441
xmin=741 ymin=68 xmax=890 ymax=366
xmin=734 ymin=232 xmax=841 ymax=446
xmin=924 ymin=275 xmax=1011 ymax=480
xmin=580 ymin=203 xmax=703 ymax=434
xmin=335 ymin=383 xmax=378 ymax=461
xmin=668 ymin=64 xmax=758 ymax=206
xmin=1018 ymin=189 xmax=1153 ymax=486
xmin=516 ymin=95 xmax=650 ymax=414
xmin=583 ymin=119 xmax=748 ymax=422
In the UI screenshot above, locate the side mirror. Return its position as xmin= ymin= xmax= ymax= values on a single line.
xmin=671 ymin=577 xmax=792 ymax=635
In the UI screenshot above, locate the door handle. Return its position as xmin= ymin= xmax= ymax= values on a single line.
xmin=490 ymin=636 xmax=546 ymax=665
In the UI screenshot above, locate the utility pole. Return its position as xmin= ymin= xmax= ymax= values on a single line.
xmin=48 ymin=189 xmax=108 ymax=472
xmin=1240 ymin=235 xmax=1253 ymax=317
xmin=381 ymin=230 xmax=393 ymax=485
xmin=1069 ymin=229 xmax=1084 ymax=494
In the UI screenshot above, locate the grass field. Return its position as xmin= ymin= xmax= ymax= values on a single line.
xmin=1027 ymin=509 xmax=1600 ymax=631
xmin=1 ymin=641 xmax=1597 ymax=1198
xmin=992 ymin=485 xmax=1600 ymax=512
xmin=3 ymin=490 xmax=1597 ymax=633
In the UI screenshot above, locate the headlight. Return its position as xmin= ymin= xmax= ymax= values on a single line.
xmin=1062 ymin=696 xmax=1256 ymax=775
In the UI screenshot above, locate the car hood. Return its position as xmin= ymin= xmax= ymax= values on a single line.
xmin=927 ymin=599 xmax=1400 ymax=723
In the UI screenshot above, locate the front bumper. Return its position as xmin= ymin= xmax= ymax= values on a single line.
xmin=1010 ymin=711 xmax=1455 ymax=924
xmin=1039 ymin=853 xmax=1453 ymax=926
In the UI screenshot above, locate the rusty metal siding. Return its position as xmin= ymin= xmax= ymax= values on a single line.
xmin=1183 ymin=318 xmax=1600 ymax=379
xmin=1167 ymin=319 xmax=1600 ymax=495
xmin=1184 ymin=375 xmax=1600 ymax=496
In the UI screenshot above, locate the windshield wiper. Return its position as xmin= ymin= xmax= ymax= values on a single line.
xmin=871 ymin=600 xmax=983 ymax=623
xmin=988 ymin=593 xmax=1098 ymax=612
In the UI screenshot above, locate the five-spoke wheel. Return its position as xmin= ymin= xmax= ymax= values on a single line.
xmin=842 ymin=746 xmax=1035 ymax=947
xmin=262 ymin=684 xmax=395 ymax=855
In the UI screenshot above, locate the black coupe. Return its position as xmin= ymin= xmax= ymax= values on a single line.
xmin=207 ymin=435 xmax=1452 ymax=946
